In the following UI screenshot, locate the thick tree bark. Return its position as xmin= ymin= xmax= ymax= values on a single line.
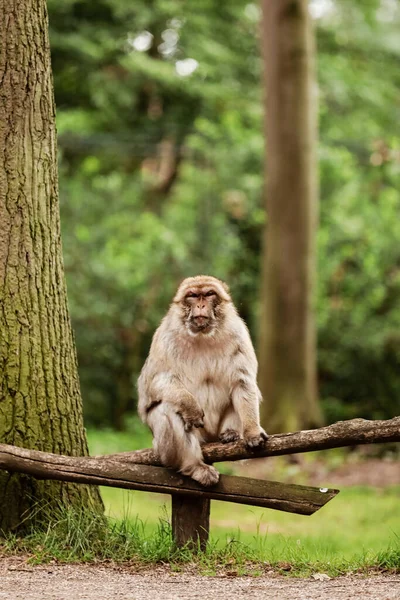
xmin=0 ymin=0 xmax=103 ymax=532
xmin=259 ymin=0 xmax=322 ymax=432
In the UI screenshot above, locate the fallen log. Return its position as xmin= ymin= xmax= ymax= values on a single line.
xmin=100 ymin=416 xmax=400 ymax=466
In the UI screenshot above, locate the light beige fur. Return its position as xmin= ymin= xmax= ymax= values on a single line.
xmin=138 ymin=275 xmax=267 ymax=486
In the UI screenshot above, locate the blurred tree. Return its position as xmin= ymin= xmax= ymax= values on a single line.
xmin=0 ymin=0 xmax=103 ymax=532
xmin=259 ymin=0 xmax=322 ymax=432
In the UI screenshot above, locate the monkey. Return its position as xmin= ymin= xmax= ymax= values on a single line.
xmin=137 ymin=275 xmax=268 ymax=486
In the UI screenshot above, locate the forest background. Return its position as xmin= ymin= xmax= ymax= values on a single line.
xmin=49 ymin=0 xmax=400 ymax=432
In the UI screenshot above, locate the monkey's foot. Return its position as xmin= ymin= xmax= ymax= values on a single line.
xmin=219 ymin=429 xmax=241 ymax=444
xmin=245 ymin=429 xmax=268 ymax=448
xmin=191 ymin=464 xmax=220 ymax=487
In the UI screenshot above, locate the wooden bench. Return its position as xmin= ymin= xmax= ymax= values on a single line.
xmin=0 ymin=417 xmax=398 ymax=549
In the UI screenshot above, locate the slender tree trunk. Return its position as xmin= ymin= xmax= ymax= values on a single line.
xmin=0 ymin=0 xmax=103 ymax=532
xmin=259 ymin=0 xmax=322 ymax=433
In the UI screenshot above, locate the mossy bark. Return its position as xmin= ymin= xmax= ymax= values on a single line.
xmin=0 ymin=0 xmax=103 ymax=532
xmin=259 ymin=0 xmax=322 ymax=433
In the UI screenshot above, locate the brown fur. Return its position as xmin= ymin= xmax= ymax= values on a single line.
xmin=137 ymin=275 xmax=267 ymax=486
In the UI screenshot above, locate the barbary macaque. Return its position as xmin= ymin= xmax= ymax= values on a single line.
xmin=138 ymin=275 xmax=267 ymax=486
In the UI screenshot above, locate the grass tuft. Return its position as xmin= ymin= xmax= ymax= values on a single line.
xmin=1 ymin=501 xmax=399 ymax=577
xmin=2 ymin=503 xmax=179 ymax=564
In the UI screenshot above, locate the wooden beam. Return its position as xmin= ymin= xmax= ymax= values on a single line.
xmin=0 ymin=443 xmax=338 ymax=515
xmin=103 ymin=417 xmax=400 ymax=466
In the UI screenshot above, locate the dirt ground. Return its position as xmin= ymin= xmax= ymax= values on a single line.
xmin=0 ymin=558 xmax=399 ymax=600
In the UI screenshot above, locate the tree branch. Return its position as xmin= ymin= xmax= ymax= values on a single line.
xmin=102 ymin=417 xmax=400 ymax=465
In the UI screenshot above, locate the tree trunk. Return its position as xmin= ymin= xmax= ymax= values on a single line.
xmin=259 ymin=0 xmax=322 ymax=433
xmin=0 ymin=0 xmax=103 ymax=532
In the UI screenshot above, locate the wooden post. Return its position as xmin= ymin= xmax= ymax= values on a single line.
xmin=171 ymin=494 xmax=210 ymax=551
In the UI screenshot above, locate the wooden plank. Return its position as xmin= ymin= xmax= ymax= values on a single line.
xmin=104 ymin=416 xmax=400 ymax=466
xmin=0 ymin=443 xmax=338 ymax=515
xmin=171 ymin=495 xmax=210 ymax=550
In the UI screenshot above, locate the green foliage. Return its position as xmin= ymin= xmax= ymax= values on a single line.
xmin=315 ymin=1 xmax=400 ymax=420
xmin=47 ymin=0 xmax=400 ymax=426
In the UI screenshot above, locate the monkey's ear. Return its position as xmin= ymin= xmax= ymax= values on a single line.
xmin=220 ymin=280 xmax=230 ymax=295
xmin=173 ymin=279 xmax=190 ymax=303
xmin=173 ymin=289 xmax=185 ymax=303
xmin=212 ymin=279 xmax=231 ymax=302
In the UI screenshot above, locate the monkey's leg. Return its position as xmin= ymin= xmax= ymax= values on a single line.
xmin=218 ymin=406 xmax=243 ymax=443
xmin=147 ymin=405 xmax=219 ymax=486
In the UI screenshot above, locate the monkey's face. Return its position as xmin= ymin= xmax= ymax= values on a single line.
xmin=183 ymin=287 xmax=221 ymax=335
xmin=173 ymin=276 xmax=231 ymax=337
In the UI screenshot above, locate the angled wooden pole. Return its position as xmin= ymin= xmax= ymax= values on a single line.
xmin=0 ymin=443 xmax=338 ymax=514
xmin=0 ymin=442 xmax=338 ymax=550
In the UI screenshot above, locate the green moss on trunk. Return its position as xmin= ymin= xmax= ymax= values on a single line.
xmin=0 ymin=0 xmax=103 ymax=532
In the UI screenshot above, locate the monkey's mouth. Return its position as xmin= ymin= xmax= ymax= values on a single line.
xmin=189 ymin=316 xmax=212 ymax=333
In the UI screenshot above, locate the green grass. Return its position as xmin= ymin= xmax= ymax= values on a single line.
xmin=98 ymin=485 xmax=400 ymax=566
xmin=86 ymin=417 xmax=152 ymax=455
xmin=87 ymin=423 xmax=399 ymax=557
xmin=87 ymin=423 xmax=400 ymax=573
xmin=1 ymin=424 xmax=398 ymax=576
xmin=2 ymin=497 xmax=399 ymax=576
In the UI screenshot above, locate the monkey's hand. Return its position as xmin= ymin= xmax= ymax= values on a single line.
xmin=244 ymin=427 xmax=268 ymax=448
xmin=219 ymin=429 xmax=242 ymax=444
xmin=176 ymin=397 xmax=205 ymax=432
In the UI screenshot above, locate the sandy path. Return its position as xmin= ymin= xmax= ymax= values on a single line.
xmin=0 ymin=558 xmax=399 ymax=600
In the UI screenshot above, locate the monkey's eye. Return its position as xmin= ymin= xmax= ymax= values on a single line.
xmin=186 ymin=292 xmax=198 ymax=299
xmin=205 ymin=290 xmax=216 ymax=297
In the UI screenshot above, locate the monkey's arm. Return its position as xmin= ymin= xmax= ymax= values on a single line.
xmin=229 ymin=337 xmax=268 ymax=447
xmin=230 ymin=379 xmax=267 ymax=446
xmin=138 ymin=367 xmax=204 ymax=431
